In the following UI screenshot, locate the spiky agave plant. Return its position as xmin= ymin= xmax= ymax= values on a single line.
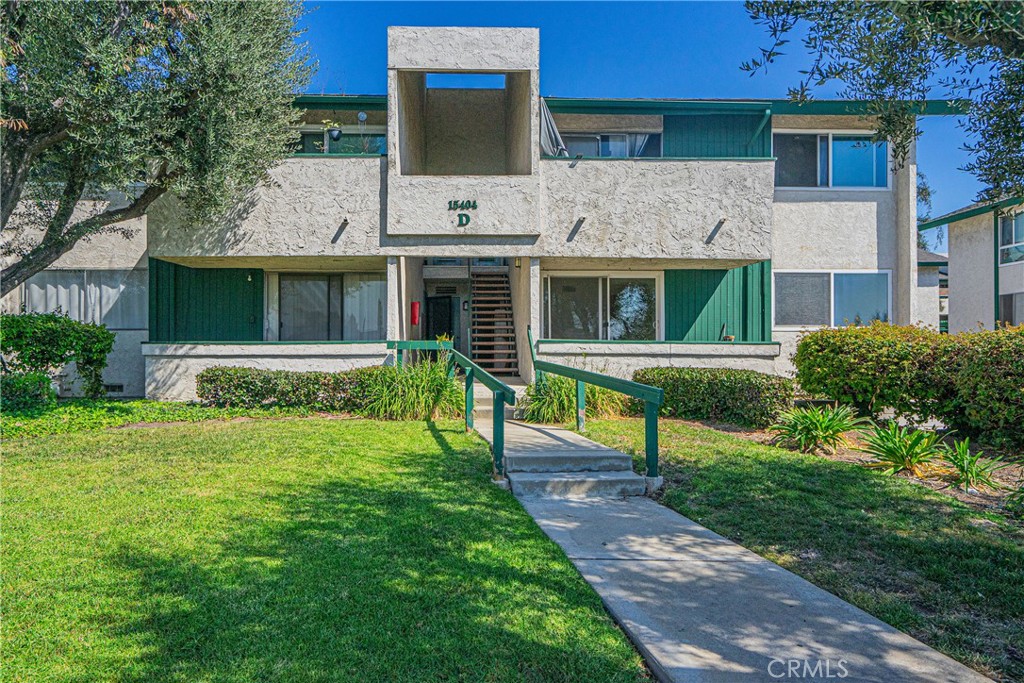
xmin=857 ymin=422 xmax=944 ymax=477
xmin=942 ymin=438 xmax=1009 ymax=491
xmin=768 ymin=404 xmax=868 ymax=454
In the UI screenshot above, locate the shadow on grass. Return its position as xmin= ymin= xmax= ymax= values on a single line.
xmin=103 ymin=423 xmax=644 ymax=683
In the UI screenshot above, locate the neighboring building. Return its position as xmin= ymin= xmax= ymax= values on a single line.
xmin=918 ymin=197 xmax=1024 ymax=333
xmin=4 ymin=26 xmax=953 ymax=400
xmin=917 ymin=249 xmax=948 ymax=332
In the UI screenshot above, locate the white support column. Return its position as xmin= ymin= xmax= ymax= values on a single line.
xmin=894 ymin=140 xmax=919 ymax=325
xmin=386 ymin=256 xmax=402 ymax=341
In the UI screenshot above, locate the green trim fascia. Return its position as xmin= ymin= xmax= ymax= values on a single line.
xmin=769 ymin=99 xmax=967 ymax=116
xmin=537 ymin=339 xmax=780 ymax=346
xmin=917 ymin=197 xmax=1024 ymax=230
xmin=541 ymin=156 xmax=775 ymax=162
xmin=918 ymin=261 xmax=947 ymax=267
xmin=293 ymin=94 xmax=387 ymax=110
xmin=545 ymin=98 xmax=771 ymax=115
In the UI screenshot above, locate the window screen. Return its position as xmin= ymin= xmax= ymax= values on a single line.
xmin=775 ymin=273 xmax=831 ymax=326
xmin=773 ymin=134 xmax=821 ymax=187
xmin=545 ymin=277 xmax=601 ymax=339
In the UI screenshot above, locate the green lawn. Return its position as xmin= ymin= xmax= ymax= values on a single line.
xmin=3 ymin=419 xmax=648 ymax=683
xmin=585 ymin=418 xmax=1024 ymax=683
xmin=1 ymin=399 xmax=312 ymax=439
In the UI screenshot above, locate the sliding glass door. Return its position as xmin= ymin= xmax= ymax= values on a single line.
xmin=280 ymin=273 xmax=385 ymax=341
xmin=542 ymin=273 xmax=660 ymax=340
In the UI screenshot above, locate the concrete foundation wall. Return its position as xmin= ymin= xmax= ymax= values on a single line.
xmin=143 ymin=343 xmax=390 ymax=401
xmin=948 ymin=213 xmax=995 ymax=332
xmin=536 ymin=342 xmax=782 ymax=378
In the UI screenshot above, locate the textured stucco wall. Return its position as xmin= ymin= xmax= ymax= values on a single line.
xmin=505 ymin=72 xmax=533 ymax=175
xmin=536 ymin=342 xmax=782 ymax=378
xmin=948 ymin=213 xmax=995 ymax=332
xmin=539 ymin=159 xmax=774 ymax=261
xmin=387 ymin=26 xmax=539 ymax=71
xmin=893 ymin=143 xmax=919 ymax=324
xmin=148 ymin=157 xmax=385 ymax=258
xmin=143 ymin=343 xmax=390 ymax=401
xmin=395 ymin=71 xmax=426 ymax=175
xmin=424 ymin=88 xmax=508 ymax=175
xmin=916 ymin=266 xmax=941 ymax=329
xmin=509 ymin=258 xmax=537 ymax=378
xmin=387 ymin=174 xmax=541 ymax=236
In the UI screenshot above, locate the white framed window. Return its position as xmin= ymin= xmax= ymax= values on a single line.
xmin=773 ymin=270 xmax=891 ymax=329
xmin=562 ymin=133 xmax=663 ymax=159
xmin=278 ymin=272 xmax=386 ymax=341
xmin=294 ymin=125 xmax=387 ymax=155
xmin=22 ymin=269 xmax=148 ymax=330
xmin=773 ymin=130 xmax=889 ymax=189
xmin=541 ymin=271 xmax=663 ymax=340
xmin=999 ymin=212 xmax=1024 ymax=265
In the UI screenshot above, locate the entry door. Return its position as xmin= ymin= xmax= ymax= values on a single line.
xmin=426 ymin=296 xmax=455 ymax=341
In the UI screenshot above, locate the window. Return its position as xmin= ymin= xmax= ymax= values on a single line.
xmin=1000 ymin=293 xmax=1024 ymax=326
xmin=543 ymin=274 xmax=659 ymax=340
xmin=999 ymin=212 xmax=1024 ymax=265
xmin=294 ymin=127 xmax=386 ymax=155
xmin=23 ymin=269 xmax=147 ymax=329
xmin=773 ymin=132 xmax=888 ymax=188
xmin=563 ymin=133 xmax=662 ymax=158
xmin=774 ymin=271 xmax=890 ymax=328
xmin=279 ymin=273 xmax=385 ymax=341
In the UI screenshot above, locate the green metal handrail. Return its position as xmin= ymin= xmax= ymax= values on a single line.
xmin=387 ymin=340 xmax=515 ymax=476
xmin=526 ymin=325 xmax=542 ymax=382
xmin=532 ymin=358 xmax=664 ymax=478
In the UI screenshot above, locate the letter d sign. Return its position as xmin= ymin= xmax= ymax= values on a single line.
xmin=457 ymin=213 xmax=471 ymax=227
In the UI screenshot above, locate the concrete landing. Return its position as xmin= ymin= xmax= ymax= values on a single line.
xmin=475 ymin=420 xmax=649 ymax=498
xmin=520 ymin=497 xmax=992 ymax=683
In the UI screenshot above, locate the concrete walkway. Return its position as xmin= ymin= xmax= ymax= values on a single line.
xmin=521 ymin=496 xmax=991 ymax=683
xmin=477 ymin=422 xmax=991 ymax=682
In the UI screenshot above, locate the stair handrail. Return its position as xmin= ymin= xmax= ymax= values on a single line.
xmin=526 ymin=324 xmax=542 ymax=382
xmin=387 ymin=339 xmax=515 ymax=476
xmin=532 ymin=358 xmax=664 ymax=478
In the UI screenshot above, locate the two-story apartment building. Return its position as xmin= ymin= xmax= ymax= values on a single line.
xmin=4 ymin=27 xmax=946 ymax=400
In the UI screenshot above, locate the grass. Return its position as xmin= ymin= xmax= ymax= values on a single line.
xmin=1 ymin=399 xmax=312 ymax=439
xmin=585 ymin=418 xmax=1024 ymax=683
xmin=3 ymin=419 xmax=647 ymax=683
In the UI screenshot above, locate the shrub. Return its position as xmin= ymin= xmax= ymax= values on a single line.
xmin=197 ymin=356 xmax=462 ymax=421
xmin=941 ymin=439 xmax=1009 ymax=492
xmin=794 ymin=323 xmax=1024 ymax=446
xmin=197 ymin=365 xmax=389 ymax=412
xmin=1 ymin=371 xmax=57 ymax=412
xmin=362 ymin=353 xmax=462 ymax=420
xmin=1005 ymin=479 xmax=1024 ymax=519
xmin=857 ymin=422 xmax=944 ymax=477
xmin=768 ymin=405 xmax=868 ymax=454
xmin=521 ymin=375 xmax=627 ymax=424
xmin=632 ymin=367 xmax=794 ymax=429
xmin=0 ymin=312 xmax=115 ymax=398
xmin=793 ymin=322 xmax=942 ymax=417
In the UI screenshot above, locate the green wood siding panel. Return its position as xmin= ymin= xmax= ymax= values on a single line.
xmin=149 ymin=259 xmax=264 ymax=342
xmin=665 ymin=261 xmax=772 ymax=342
xmin=662 ymin=113 xmax=772 ymax=158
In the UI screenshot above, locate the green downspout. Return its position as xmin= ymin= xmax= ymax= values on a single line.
xmin=994 ymin=211 xmax=1001 ymax=326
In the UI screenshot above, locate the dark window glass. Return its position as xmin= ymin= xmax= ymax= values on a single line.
xmin=774 ymin=134 xmax=820 ymax=187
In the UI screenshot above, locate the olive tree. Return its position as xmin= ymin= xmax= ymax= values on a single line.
xmin=743 ymin=1 xmax=1024 ymax=200
xmin=1 ymin=0 xmax=312 ymax=296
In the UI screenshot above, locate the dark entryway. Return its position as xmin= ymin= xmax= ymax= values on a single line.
xmin=426 ymin=295 xmax=457 ymax=343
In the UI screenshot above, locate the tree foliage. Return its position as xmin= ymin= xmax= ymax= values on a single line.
xmin=743 ymin=1 xmax=1024 ymax=201
xmin=1 ymin=1 xmax=312 ymax=296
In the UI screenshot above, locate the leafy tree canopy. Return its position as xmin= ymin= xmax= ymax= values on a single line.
xmin=1 ymin=0 xmax=312 ymax=296
xmin=743 ymin=1 xmax=1024 ymax=201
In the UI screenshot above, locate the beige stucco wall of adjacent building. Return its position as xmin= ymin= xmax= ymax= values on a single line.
xmin=948 ymin=213 xmax=995 ymax=332
xmin=916 ymin=267 xmax=941 ymax=329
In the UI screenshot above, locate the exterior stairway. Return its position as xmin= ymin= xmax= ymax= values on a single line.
xmin=470 ymin=271 xmax=519 ymax=376
xmin=476 ymin=420 xmax=650 ymax=498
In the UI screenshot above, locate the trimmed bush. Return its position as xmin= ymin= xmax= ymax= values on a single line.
xmin=197 ymin=357 xmax=462 ymax=421
xmin=1 ymin=371 xmax=57 ymax=412
xmin=196 ymin=365 xmax=388 ymax=412
xmin=521 ymin=375 xmax=627 ymax=424
xmin=632 ymin=367 xmax=794 ymax=428
xmin=0 ymin=312 xmax=115 ymax=398
xmin=794 ymin=323 xmax=1024 ymax=446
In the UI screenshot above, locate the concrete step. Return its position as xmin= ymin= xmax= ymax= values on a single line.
xmin=505 ymin=450 xmax=634 ymax=473
xmin=508 ymin=471 xmax=647 ymax=499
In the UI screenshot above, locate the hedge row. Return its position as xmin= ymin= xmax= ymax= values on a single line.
xmin=196 ymin=365 xmax=389 ymax=411
xmin=632 ymin=367 xmax=795 ymax=428
xmin=794 ymin=322 xmax=1024 ymax=446
xmin=1 ymin=371 xmax=56 ymax=412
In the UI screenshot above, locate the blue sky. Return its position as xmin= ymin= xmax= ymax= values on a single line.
xmin=299 ymin=1 xmax=982 ymax=252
